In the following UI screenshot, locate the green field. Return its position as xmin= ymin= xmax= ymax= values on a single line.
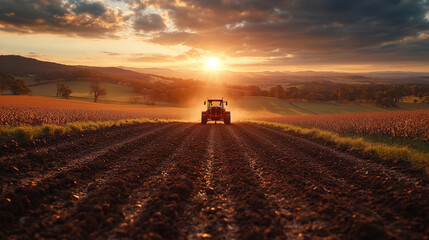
xmin=233 ymin=96 xmax=429 ymax=115
xmin=22 ymin=78 xmax=139 ymax=105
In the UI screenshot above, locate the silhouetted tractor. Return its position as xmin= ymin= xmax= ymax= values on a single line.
xmin=201 ymin=98 xmax=231 ymax=124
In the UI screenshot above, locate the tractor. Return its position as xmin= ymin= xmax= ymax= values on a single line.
xmin=201 ymin=98 xmax=231 ymax=124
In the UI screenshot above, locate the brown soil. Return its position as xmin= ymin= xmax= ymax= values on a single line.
xmin=0 ymin=122 xmax=427 ymax=239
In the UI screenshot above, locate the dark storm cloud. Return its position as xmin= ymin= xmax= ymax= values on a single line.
xmin=0 ymin=0 xmax=125 ymax=37
xmin=134 ymin=13 xmax=166 ymax=32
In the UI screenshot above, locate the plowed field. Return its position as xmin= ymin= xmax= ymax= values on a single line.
xmin=1 ymin=123 xmax=428 ymax=239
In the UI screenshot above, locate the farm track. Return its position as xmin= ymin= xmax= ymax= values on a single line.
xmin=0 ymin=122 xmax=427 ymax=239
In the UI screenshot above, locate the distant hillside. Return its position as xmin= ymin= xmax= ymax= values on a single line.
xmin=0 ymin=55 xmax=74 ymax=75
xmin=128 ymin=67 xmax=429 ymax=87
xmin=79 ymin=66 xmax=154 ymax=82
xmin=0 ymin=55 xmax=168 ymax=83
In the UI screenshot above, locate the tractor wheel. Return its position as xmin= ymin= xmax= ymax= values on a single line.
xmin=201 ymin=112 xmax=207 ymax=124
xmin=224 ymin=112 xmax=231 ymax=125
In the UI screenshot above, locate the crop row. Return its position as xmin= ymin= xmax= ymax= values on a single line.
xmin=0 ymin=106 xmax=174 ymax=127
xmin=262 ymin=109 xmax=429 ymax=141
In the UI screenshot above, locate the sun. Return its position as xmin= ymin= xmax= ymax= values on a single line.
xmin=204 ymin=57 xmax=221 ymax=70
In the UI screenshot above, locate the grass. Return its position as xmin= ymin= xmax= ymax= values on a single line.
xmin=233 ymin=96 xmax=429 ymax=115
xmin=341 ymin=133 xmax=429 ymax=154
xmin=18 ymin=79 xmax=194 ymax=106
xmin=233 ymin=97 xmax=310 ymax=115
xmin=21 ymin=78 xmax=140 ymax=104
xmin=249 ymin=120 xmax=429 ymax=174
xmin=0 ymin=118 xmax=183 ymax=141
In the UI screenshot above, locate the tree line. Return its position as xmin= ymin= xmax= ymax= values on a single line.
xmin=249 ymin=84 xmax=429 ymax=107
xmin=36 ymin=69 xmax=107 ymax=84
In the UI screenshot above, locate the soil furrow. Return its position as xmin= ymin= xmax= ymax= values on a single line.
xmin=210 ymin=125 xmax=289 ymax=239
xmin=123 ymin=124 xmax=210 ymax=239
xmin=226 ymin=125 xmax=311 ymax=239
xmin=233 ymin=124 xmax=383 ymax=238
xmin=0 ymin=123 xmax=174 ymax=197
xmin=0 ymin=123 xmax=171 ymax=190
xmin=0 ymin=123 xmax=188 ymax=237
xmin=185 ymin=125 xmax=238 ymax=240
xmin=244 ymin=123 xmax=429 ymax=222
xmin=235 ymin=123 xmax=428 ymax=239
xmin=0 ymin=122 xmax=427 ymax=240
xmin=0 ymin=123 xmax=152 ymax=159
xmin=250 ymin=123 xmax=428 ymax=189
xmin=106 ymin=124 xmax=206 ymax=239
xmin=28 ymin=123 xmax=197 ymax=239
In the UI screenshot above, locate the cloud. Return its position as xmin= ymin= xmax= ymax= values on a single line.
xmin=143 ymin=0 xmax=429 ymax=65
xmin=71 ymin=0 xmax=107 ymax=17
xmin=122 ymin=0 xmax=146 ymax=12
xmin=1 ymin=0 xmax=428 ymax=67
xmin=102 ymin=51 xmax=122 ymax=56
xmin=0 ymin=0 xmax=126 ymax=38
xmin=26 ymin=52 xmax=41 ymax=58
xmin=128 ymin=49 xmax=206 ymax=62
xmin=128 ymin=53 xmax=172 ymax=62
xmin=149 ymin=31 xmax=195 ymax=45
xmin=134 ymin=13 xmax=165 ymax=32
xmin=175 ymin=48 xmax=205 ymax=60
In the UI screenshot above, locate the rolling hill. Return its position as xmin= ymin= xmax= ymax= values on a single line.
xmin=128 ymin=67 xmax=429 ymax=87
xmin=0 ymin=55 xmax=74 ymax=75
xmin=0 ymin=55 xmax=157 ymax=83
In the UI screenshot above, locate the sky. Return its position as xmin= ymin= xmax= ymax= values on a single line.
xmin=0 ymin=0 xmax=429 ymax=72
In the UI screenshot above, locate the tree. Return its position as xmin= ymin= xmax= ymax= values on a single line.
xmin=1 ymin=73 xmax=31 ymax=95
xmin=0 ymin=72 xmax=16 ymax=94
xmin=360 ymin=88 xmax=373 ymax=102
xmin=285 ymin=87 xmax=298 ymax=99
xmin=89 ymin=81 xmax=107 ymax=102
xmin=247 ymin=85 xmax=265 ymax=96
xmin=10 ymin=78 xmax=31 ymax=95
xmin=268 ymin=85 xmax=285 ymax=98
xmin=35 ymin=75 xmax=42 ymax=85
xmin=56 ymin=83 xmax=72 ymax=98
xmin=381 ymin=97 xmax=395 ymax=107
xmin=0 ymin=72 xmax=9 ymax=94
xmin=375 ymin=92 xmax=396 ymax=107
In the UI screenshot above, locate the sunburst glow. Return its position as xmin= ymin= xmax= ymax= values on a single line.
xmin=204 ymin=57 xmax=221 ymax=70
